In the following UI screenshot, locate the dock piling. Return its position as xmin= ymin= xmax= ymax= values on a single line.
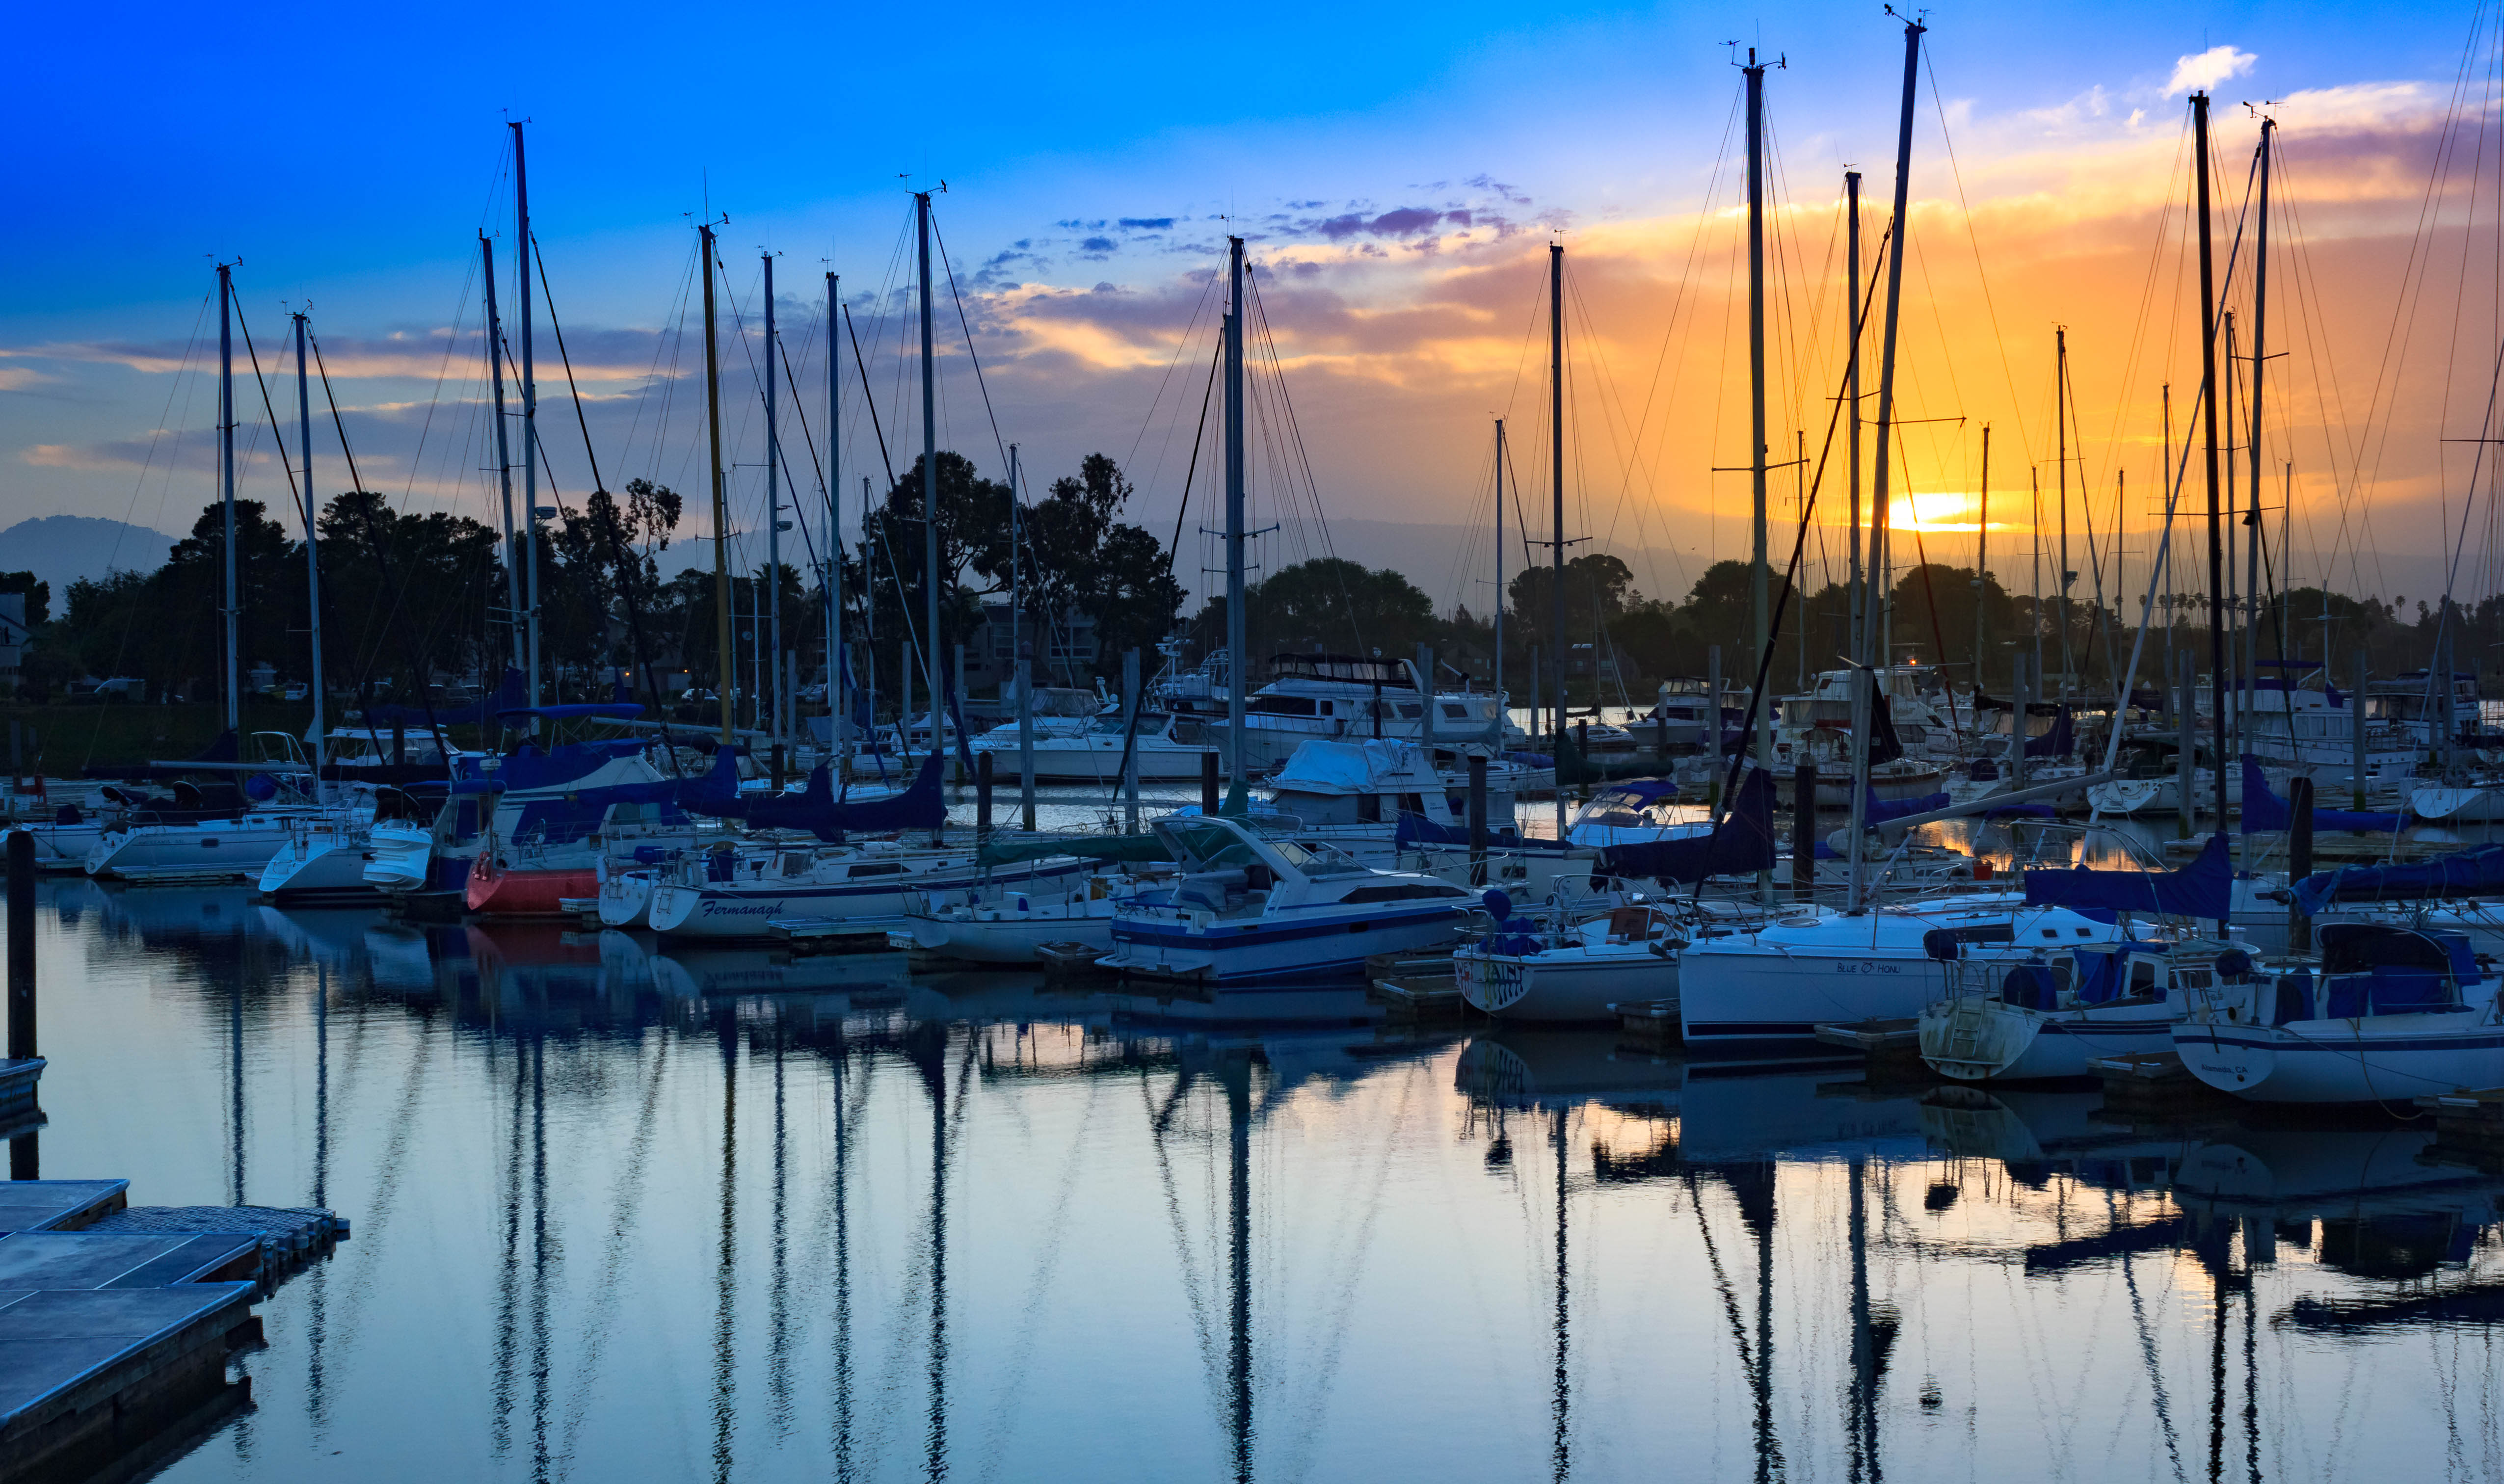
xmin=1467 ymin=754 xmax=1488 ymax=886
xmin=2289 ymin=774 xmax=2314 ymax=954
xmin=1792 ymin=763 xmax=1816 ymax=899
xmin=976 ymin=750 xmax=993 ymax=840
xmin=1201 ymin=751 xmax=1220 ymax=816
xmin=7 ymin=830 xmax=30 ymax=1062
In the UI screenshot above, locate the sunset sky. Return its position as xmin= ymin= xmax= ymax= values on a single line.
xmin=9 ymin=1 xmax=2504 ymax=616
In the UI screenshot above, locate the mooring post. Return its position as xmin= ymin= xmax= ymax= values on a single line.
xmin=1792 ymin=762 xmax=1817 ymax=901
xmin=2351 ymin=647 xmax=2370 ymax=811
xmin=976 ymin=750 xmax=994 ymax=841
xmin=1705 ymin=644 xmax=1724 ymax=810
xmin=2288 ymin=774 xmax=2315 ymax=955
xmin=6 ymin=830 xmax=30 ymax=1063
xmin=1201 ymin=750 xmax=1220 ymax=816
xmin=1655 ymin=708 xmax=1668 ymax=760
xmin=2177 ymin=651 xmax=2196 ymax=839
xmin=771 ymin=742 xmax=786 ymax=793
xmin=1467 ymin=753 xmax=1489 ymax=887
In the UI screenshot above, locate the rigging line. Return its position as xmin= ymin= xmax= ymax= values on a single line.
xmin=1167 ymin=338 xmax=1224 ymax=562
xmin=1923 ymin=43 xmax=2035 ymax=463
xmin=1128 ymin=267 xmax=1225 ymax=497
xmin=928 ymin=212 xmax=1016 ymax=479
xmin=228 ymin=300 xmax=306 ymax=527
xmin=1700 ymin=211 xmax=1885 ymax=834
xmin=309 ymin=329 xmax=453 ymax=760
xmin=534 ymin=236 xmax=684 ymax=746
xmin=2335 ymin=10 xmax=2498 ymax=591
xmin=844 ymin=302 xmax=898 ymax=487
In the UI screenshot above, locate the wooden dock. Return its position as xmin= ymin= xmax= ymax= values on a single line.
xmin=0 ymin=1181 xmax=346 ymax=1481
xmin=1364 ymin=951 xmax=1472 ymax=1023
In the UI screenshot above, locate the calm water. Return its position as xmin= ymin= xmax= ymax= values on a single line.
xmin=11 ymin=877 xmax=2504 ymax=1482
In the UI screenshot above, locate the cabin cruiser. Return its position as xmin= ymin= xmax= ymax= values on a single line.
xmin=1776 ymin=665 xmax=1963 ymax=766
xmin=1101 ymin=815 xmax=1483 ymax=983
xmin=2174 ymin=923 xmax=2504 ymax=1103
xmin=1676 ymin=890 xmax=2154 ymax=1050
xmin=1917 ymin=935 xmax=2256 ymax=1081
xmin=1642 ymin=677 xmax=1727 ymax=749
xmin=643 ymin=838 xmax=1090 ymax=940
xmin=967 ymin=710 xmax=1217 ymax=783
xmin=1155 ymin=651 xmax=1524 ymax=772
xmin=1255 ymin=738 xmax=1526 ymax=861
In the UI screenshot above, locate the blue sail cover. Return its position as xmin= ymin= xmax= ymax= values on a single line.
xmin=1596 ymin=766 xmax=1777 ymax=883
xmin=367 ymin=667 xmax=526 ymax=727
xmin=2238 ymin=756 xmax=2404 ymax=834
xmin=2024 ymin=706 xmax=2075 ymax=758
xmin=2291 ymin=842 xmax=2504 ymax=917
xmin=2023 ymin=832 xmax=2230 ymax=922
xmin=1864 ymin=787 xmax=1950 ymax=824
xmin=678 ymin=751 xmax=946 ymax=839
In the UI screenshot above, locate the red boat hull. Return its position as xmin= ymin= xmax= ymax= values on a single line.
xmin=464 ymin=853 xmax=597 ymax=918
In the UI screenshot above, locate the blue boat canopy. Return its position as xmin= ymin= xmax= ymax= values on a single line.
xmin=493 ymin=702 xmax=645 ymax=721
xmin=2291 ymin=841 xmax=2504 ymax=916
xmin=2023 ymin=832 xmax=2230 ymax=922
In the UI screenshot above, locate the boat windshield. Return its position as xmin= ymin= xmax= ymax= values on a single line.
xmin=1573 ymin=783 xmax=1685 ymax=828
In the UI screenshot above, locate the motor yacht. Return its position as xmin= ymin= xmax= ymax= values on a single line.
xmin=1101 ymin=814 xmax=1483 ymax=983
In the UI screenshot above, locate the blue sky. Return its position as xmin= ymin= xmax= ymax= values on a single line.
xmin=4 ymin=2 xmax=2494 ymax=610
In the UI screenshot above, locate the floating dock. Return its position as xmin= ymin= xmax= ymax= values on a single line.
xmin=0 ymin=1181 xmax=345 ymax=1482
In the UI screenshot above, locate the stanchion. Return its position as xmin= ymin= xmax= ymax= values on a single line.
xmin=1467 ymin=755 xmax=1489 ymax=887
xmin=2289 ymin=775 xmax=2315 ymax=954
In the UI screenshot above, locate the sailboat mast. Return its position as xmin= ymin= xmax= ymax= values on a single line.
xmin=1745 ymin=50 xmax=1771 ymax=784
xmin=512 ymin=121 xmax=542 ymax=711
xmin=1225 ymin=235 xmax=1248 ymax=790
xmin=481 ymin=236 xmax=523 ymax=677
xmin=1863 ymin=21 xmax=1924 ymax=674
xmin=1975 ymin=424 xmax=1990 ymax=689
xmin=2194 ymin=91 xmax=2230 ymax=828
xmin=2248 ymin=117 xmax=2274 ymax=749
xmin=764 ymin=253 xmax=783 ymax=744
xmin=826 ymin=272 xmax=844 ymax=751
xmin=2056 ymin=327 xmax=2071 ymax=698
xmin=1846 ymin=170 xmax=1864 ymax=666
xmin=2224 ymin=308 xmax=2242 ymax=752
xmin=1549 ymin=239 xmax=1566 ymax=837
xmin=917 ymin=191 xmax=941 ymax=779
xmin=1009 ymin=442 xmax=1021 ymax=706
xmin=1849 ymin=16 xmax=1926 ymax=916
xmin=295 ymin=312 xmax=324 ymax=780
xmin=701 ymin=223 xmax=734 ymax=747
xmin=1494 ymin=418 xmax=1506 ymax=717
xmin=218 ymin=263 xmax=240 ymax=733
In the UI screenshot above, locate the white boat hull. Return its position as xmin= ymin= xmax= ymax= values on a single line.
xmin=597 ymin=871 xmax=659 ymax=929
xmin=86 ymin=816 xmax=304 ymax=882
xmin=900 ymin=897 xmax=1118 ymax=964
xmin=256 ymin=833 xmax=378 ymax=899
xmin=1918 ymin=996 xmax=2182 ymax=1081
xmin=2173 ymin=1011 xmax=2504 ymax=1103
xmin=1105 ymin=901 xmax=1471 ymax=984
xmin=1455 ymin=944 xmax=1675 ymax=1021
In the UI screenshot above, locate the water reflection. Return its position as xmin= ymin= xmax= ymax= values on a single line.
xmin=10 ymin=880 xmax=2504 ymax=1480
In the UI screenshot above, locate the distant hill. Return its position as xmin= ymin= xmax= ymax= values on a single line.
xmin=0 ymin=515 xmax=179 ymax=595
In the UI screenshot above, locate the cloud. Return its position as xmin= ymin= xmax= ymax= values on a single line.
xmin=0 ymin=368 xmax=50 ymax=391
xmin=1117 ymin=217 xmax=1175 ymax=231
xmin=2167 ymin=45 xmax=2257 ymax=96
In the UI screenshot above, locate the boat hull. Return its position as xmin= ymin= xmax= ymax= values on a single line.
xmin=1105 ymin=901 xmax=1470 ymax=984
xmin=1455 ymin=945 xmax=1676 ymax=1022
xmin=1679 ymin=944 xmax=1951 ymax=1047
xmin=256 ymin=836 xmax=379 ymax=900
xmin=85 ymin=818 xmax=299 ymax=882
xmin=465 ymin=856 xmax=597 ymax=918
xmin=2172 ymin=1014 xmax=2504 ymax=1103
xmin=1918 ymin=997 xmax=2181 ymax=1081
xmin=901 ymin=900 xmax=1117 ymax=964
